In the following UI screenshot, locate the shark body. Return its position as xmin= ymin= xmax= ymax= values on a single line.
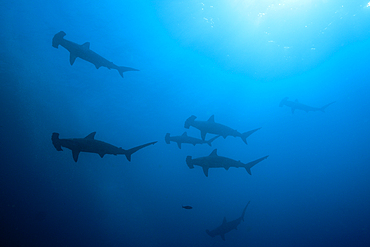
xmin=52 ymin=132 xmax=156 ymax=162
xmin=206 ymin=202 xmax=250 ymax=241
xmin=186 ymin=149 xmax=268 ymax=177
xmin=184 ymin=115 xmax=260 ymax=145
xmin=165 ymin=132 xmax=219 ymax=149
xmin=52 ymin=31 xmax=139 ymax=77
xmin=279 ymin=97 xmax=335 ymax=114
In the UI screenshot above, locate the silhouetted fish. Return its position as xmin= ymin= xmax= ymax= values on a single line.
xmin=182 ymin=205 xmax=193 ymax=209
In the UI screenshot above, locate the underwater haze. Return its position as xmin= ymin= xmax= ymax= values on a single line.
xmin=1 ymin=0 xmax=370 ymax=246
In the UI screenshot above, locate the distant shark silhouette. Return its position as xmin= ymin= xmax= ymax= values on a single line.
xmin=206 ymin=201 xmax=250 ymax=241
xmin=279 ymin=97 xmax=335 ymax=114
xmin=184 ymin=115 xmax=260 ymax=145
xmin=186 ymin=149 xmax=268 ymax=177
xmin=52 ymin=132 xmax=156 ymax=162
xmin=165 ymin=132 xmax=219 ymax=149
xmin=52 ymin=31 xmax=139 ymax=77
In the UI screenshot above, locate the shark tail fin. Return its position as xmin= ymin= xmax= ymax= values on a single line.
xmin=52 ymin=31 xmax=66 ymax=48
xmin=241 ymin=128 xmax=261 ymax=145
xmin=206 ymin=230 xmax=214 ymax=237
xmin=51 ymin=132 xmax=63 ymax=151
xmin=320 ymin=101 xmax=336 ymax=112
xmin=123 ymin=141 xmax=157 ymax=161
xmin=241 ymin=201 xmax=250 ymax=222
xmin=244 ymin=155 xmax=269 ymax=175
xmin=186 ymin=156 xmax=194 ymax=169
xmin=165 ymin=133 xmax=171 ymax=144
xmin=117 ymin=66 xmax=139 ymax=78
xmin=206 ymin=135 xmax=220 ymax=146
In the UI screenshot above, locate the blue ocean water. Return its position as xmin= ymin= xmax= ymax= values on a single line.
xmin=1 ymin=1 xmax=370 ymax=246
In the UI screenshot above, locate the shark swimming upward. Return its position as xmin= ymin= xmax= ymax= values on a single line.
xmin=52 ymin=132 xmax=157 ymax=162
xmin=165 ymin=132 xmax=219 ymax=149
xmin=186 ymin=149 xmax=268 ymax=177
xmin=206 ymin=201 xmax=251 ymax=241
xmin=52 ymin=31 xmax=139 ymax=78
xmin=279 ymin=97 xmax=335 ymax=114
xmin=184 ymin=115 xmax=261 ymax=145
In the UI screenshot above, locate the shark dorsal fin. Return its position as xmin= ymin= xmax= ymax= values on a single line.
xmin=84 ymin=132 xmax=96 ymax=140
xmin=182 ymin=132 xmax=187 ymax=136
xmin=222 ymin=217 xmax=227 ymax=224
xmin=207 ymin=115 xmax=215 ymax=122
xmin=82 ymin=42 xmax=90 ymax=49
xmin=209 ymin=149 xmax=218 ymax=156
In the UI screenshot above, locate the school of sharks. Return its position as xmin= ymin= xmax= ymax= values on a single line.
xmin=51 ymin=31 xmax=335 ymax=241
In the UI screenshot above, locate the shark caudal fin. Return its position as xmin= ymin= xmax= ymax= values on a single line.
xmin=244 ymin=155 xmax=269 ymax=175
xmin=184 ymin=115 xmax=197 ymax=129
xmin=206 ymin=135 xmax=220 ymax=146
xmin=320 ymin=101 xmax=336 ymax=112
xmin=241 ymin=201 xmax=250 ymax=222
xmin=206 ymin=229 xmax=215 ymax=237
xmin=52 ymin=31 xmax=66 ymax=48
xmin=51 ymin=133 xmax=63 ymax=151
xmin=117 ymin=66 xmax=139 ymax=78
xmin=279 ymin=97 xmax=288 ymax=107
xmin=186 ymin=156 xmax=194 ymax=169
xmin=123 ymin=141 xmax=157 ymax=161
xmin=165 ymin=133 xmax=171 ymax=144
xmin=241 ymin=128 xmax=261 ymax=145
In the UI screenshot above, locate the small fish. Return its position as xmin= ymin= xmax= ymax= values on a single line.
xmin=182 ymin=205 xmax=193 ymax=210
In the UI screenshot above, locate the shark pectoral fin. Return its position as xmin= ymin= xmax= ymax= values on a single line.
xmin=201 ymin=131 xmax=206 ymax=140
xmin=99 ymin=153 xmax=105 ymax=158
xmin=202 ymin=167 xmax=209 ymax=177
xmin=177 ymin=142 xmax=182 ymax=149
xmin=224 ymin=166 xmax=230 ymax=170
xmin=220 ymin=234 xmax=225 ymax=241
xmin=72 ymin=149 xmax=80 ymax=162
xmin=69 ymin=53 xmax=77 ymax=65
xmin=291 ymin=107 xmax=295 ymax=114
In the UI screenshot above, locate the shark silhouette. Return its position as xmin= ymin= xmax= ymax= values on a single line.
xmin=52 ymin=31 xmax=139 ymax=77
xmin=184 ymin=115 xmax=261 ymax=145
xmin=165 ymin=132 xmax=219 ymax=149
xmin=279 ymin=97 xmax=335 ymax=114
xmin=206 ymin=202 xmax=251 ymax=241
xmin=52 ymin=132 xmax=156 ymax=162
xmin=186 ymin=149 xmax=268 ymax=177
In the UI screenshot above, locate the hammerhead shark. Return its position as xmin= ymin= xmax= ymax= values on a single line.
xmin=51 ymin=132 xmax=157 ymax=162
xmin=206 ymin=201 xmax=251 ymax=241
xmin=165 ymin=132 xmax=219 ymax=149
xmin=186 ymin=149 xmax=268 ymax=177
xmin=52 ymin=31 xmax=139 ymax=77
xmin=279 ymin=97 xmax=335 ymax=114
xmin=184 ymin=115 xmax=261 ymax=145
